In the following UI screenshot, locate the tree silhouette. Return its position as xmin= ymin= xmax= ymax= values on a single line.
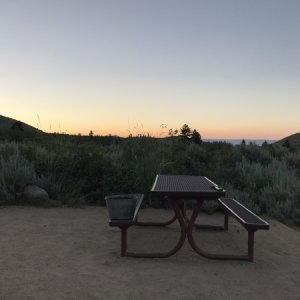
xmin=180 ymin=124 xmax=192 ymax=140
xmin=168 ymin=129 xmax=178 ymax=137
xmin=191 ymin=129 xmax=202 ymax=144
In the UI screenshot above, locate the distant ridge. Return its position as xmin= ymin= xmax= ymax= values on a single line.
xmin=0 ymin=115 xmax=42 ymax=133
xmin=204 ymin=139 xmax=276 ymax=145
xmin=274 ymin=133 xmax=300 ymax=148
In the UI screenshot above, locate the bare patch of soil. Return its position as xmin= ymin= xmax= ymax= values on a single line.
xmin=0 ymin=207 xmax=299 ymax=300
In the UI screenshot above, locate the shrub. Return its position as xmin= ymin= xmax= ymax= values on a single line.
xmin=0 ymin=141 xmax=38 ymax=203
xmin=0 ymin=134 xmax=300 ymax=225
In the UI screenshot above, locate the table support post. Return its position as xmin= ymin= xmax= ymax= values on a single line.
xmin=224 ymin=211 xmax=229 ymax=231
xmin=123 ymin=200 xmax=186 ymax=258
xmin=187 ymin=201 xmax=251 ymax=261
xmin=248 ymin=230 xmax=255 ymax=262
xmin=135 ymin=195 xmax=178 ymax=227
xmin=135 ymin=215 xmax=177 ymax=227
xmin=121 ymin=227 xmax=127 ymax=256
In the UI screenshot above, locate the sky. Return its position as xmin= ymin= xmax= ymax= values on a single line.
xmin=1 ymin=0 xmax=300 ymax=139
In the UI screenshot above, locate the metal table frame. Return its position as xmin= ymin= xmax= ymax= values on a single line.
xmin=122 ymin=174 xmax=252 ymax=260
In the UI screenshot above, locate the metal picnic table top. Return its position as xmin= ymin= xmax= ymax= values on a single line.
xmin=151 ymin=174 xmax=226 ymax=199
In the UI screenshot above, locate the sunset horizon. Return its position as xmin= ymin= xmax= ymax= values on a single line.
xmin=0 ymin=112 xmax=293 ymax=141
xmin=1 ymin=1 xmax=299 ymax=141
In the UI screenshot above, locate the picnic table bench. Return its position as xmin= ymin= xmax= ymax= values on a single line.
xmin=106 ymin=194 xmax=144 ymax=256
xmin=218 ymin=198 xmax=269 ymax=261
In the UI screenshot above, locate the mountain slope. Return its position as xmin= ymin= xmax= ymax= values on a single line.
xmin=274 ymin=133 xmax=300 ymax=148
xmin=0 ymin=115 xmax=41 ymax=133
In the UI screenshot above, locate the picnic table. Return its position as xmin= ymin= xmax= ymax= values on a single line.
xmin=144 ymin=174 xmax=227 ymax=258
xmin=107 ymin=174 xmax=269 ymax=261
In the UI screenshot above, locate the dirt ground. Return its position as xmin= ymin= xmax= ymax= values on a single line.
xmin=0 ymin=206 xmax=299 ymax=300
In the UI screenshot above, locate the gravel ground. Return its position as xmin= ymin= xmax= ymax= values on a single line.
xmin=0 ymin=206 xmax=299 ymax=300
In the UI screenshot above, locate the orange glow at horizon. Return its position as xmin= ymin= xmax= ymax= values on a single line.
xmin=1 ymin=108 xmax=296 ymax=141
xmin=35 ymin=122 xmax=292 ymax=141
xmin=2 ymin=102 xmax=298 ymax=142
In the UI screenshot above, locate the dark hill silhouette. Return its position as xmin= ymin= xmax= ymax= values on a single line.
xmin=0 ymin=115 xmax=42 ymax=133
xmin=274 ymin=132 xmax=300 ymax=149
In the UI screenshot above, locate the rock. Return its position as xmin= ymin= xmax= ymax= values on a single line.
xmin=22 ymin=185 xmax=50 ymax=205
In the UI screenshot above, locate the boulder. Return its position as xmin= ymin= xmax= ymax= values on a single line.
xmin=22 ymin=185 xmax=50 ymax=205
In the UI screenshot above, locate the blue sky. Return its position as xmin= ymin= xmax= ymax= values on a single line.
xmin=1 ymin=0 xmax=299 ymax=138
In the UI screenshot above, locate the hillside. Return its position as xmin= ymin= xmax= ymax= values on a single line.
xmin=275 ymin=133 xmax=300 ymax=148
xmin=0 ymin=115 xmax=41 ymax=133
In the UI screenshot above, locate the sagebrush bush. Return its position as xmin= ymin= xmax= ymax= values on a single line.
xmin=0 ymin=141 xmax=38 ymax=203
xmin=230 ymin=151 xmax=300 ymax=222
xmin=0 ymin=135 xmax=300 ymax=224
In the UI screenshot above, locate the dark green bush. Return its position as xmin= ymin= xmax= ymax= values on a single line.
xmin=0 ymin=133 xmax=300 ymax=225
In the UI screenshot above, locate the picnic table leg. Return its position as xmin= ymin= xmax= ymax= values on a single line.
xmin=175 ymin=201 xmax=226 ymax=230
xmin=124 ymin=200 xmax=187 ymax=258
xmin=224 ymin=210 xmax=229 ymax=231
xmin=187 ymin=201 xmax=251 ymax=261
xmin=248 ymin=230 xmax=255 ymax=262
xmin=135 ymin=197 xmax=180 ymax=227
xmin=121 ymin=227 xmax=128 ymax=256
xmin=134 ymin=200 xmax=186 ymax=226
xmin=191 ymin=202 xmax=227 ymax=231
xmin=135 ymin=215 xmax=177 ymax=227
